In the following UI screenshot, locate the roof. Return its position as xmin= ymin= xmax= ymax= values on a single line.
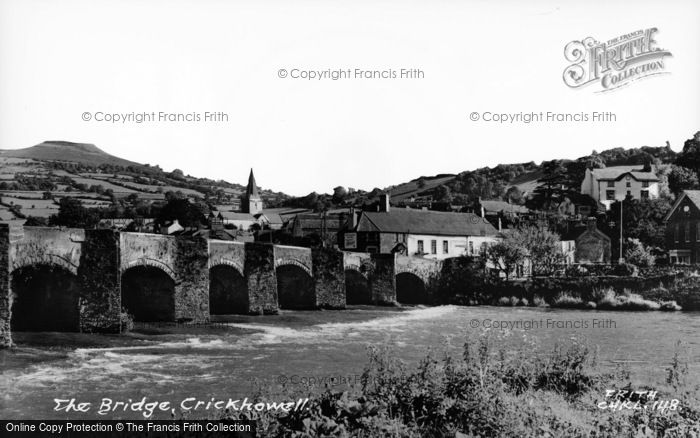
xmin=356 ymin=208 xmax=498 ymax=236
xmin=590 ymin=165 xmax=659 ymax=181
xmin=664 ymin=190 xmax=700 ymax=221
xmin=257 ymin=212 xmax=283 ymax=225
xmin=219 ymin=211 xmax=256 ymax=221
xmin=292 ymin=213 xmax=347 ymax=232
xmin=479 ymin=200 xmax=529 ymax=214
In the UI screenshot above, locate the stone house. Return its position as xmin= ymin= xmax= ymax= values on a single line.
xmin=573 ymin=217 xmax=611 ymax=263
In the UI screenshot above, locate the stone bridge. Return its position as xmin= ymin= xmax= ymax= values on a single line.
xmin=0 ymin=225 xmax=444 ymax=347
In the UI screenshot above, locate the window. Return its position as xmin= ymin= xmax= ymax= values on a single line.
xmin=627 ymin=190 xmax=631 ymax=197
xmin=674 ymin=224 xmax=679 ymax=243
xmin=641 ymin=190 xmax=649 ymax=199
xmin=443 ymin=240 xmax=449 ymax=254
xmin=642 ymin=181 xmax=649 ymax=188
xmin=607 ymin=181 xmax=614 ymax=187
xmin=417 ymin=240 xmax=424 ymax=253
xmin=686 ymin=223 xmax=691 ymax=243
xmin=606 ymin=190 xmax=615 ymax=200
xmin=469 ymin=241 xmax=474 ymax=255
xmin=431 ymin=240 xmax=437 ymax=254
xmin=626 ymin=182 xmax=631 ymax=187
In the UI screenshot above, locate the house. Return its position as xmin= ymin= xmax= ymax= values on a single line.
xmin=161 ymin=219 xmax=184 ymax=235
xmin=256 ymin=212 xmax=284 ymax=230
xmin=580 ymin=165 xmax=659 ymax=210
xmin=211 ymin=211 xmax=258 ymax=230
xmin=663 ymin=190 xmax=700 ymax=264
xmin=573 ymin=217 xmax=611 ymax=264
xmin=341 ymin=195 xmax=499 ymax=259
xmin=287 ymin=212 xmax=350 ymax=246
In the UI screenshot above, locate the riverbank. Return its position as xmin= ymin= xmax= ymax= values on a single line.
xmin=233 ymin=332 xmax=700 ymax=437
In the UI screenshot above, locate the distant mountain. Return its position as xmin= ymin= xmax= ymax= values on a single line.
xmin=0 ymin=141 xmax=143 ymax=168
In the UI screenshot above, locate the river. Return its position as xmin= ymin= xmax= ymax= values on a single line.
xmin=1 ymin=305 xmax=699 ymax=420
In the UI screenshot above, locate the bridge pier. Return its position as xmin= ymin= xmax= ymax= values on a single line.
xmin=173 ymin=236 xmax=210 ymax=323
xmin=78 ymin=229 xmax=121 ymax=332
xmin=369 ymin=253 xmax=397 ymax=304
xmin=312 ymin=247 xmax=346 ymax=309
xmin=245 ymin=243 xmax=278 ymax=314
xmin=0 ymin=225 xmax=11 ymax=347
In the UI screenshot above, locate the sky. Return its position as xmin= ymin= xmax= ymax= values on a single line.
xmin=0 ymin=0 xmax=698 ymax=196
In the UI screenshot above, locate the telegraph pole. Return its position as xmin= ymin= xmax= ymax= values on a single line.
xmin=619 ymin=199 xmax=624 ymax=264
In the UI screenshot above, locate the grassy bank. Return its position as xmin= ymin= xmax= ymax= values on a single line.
xmin=219 ymin=333 xmax=699 ymax=437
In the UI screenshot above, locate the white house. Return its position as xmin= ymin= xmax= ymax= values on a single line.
xmin=341 ymin=195 xmax=500 ymax=260
xmin=580 ymin=165 xmax=659 ymax=210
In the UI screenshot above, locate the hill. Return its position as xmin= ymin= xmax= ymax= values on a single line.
xmin=0 ymin=140 xmax=291 ymax=223
xmin=0 ymin=141 xmax=142 ymax=168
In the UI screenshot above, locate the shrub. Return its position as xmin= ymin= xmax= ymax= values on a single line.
xmin=497 ymin=296 xmax=512 ymax=306
xmin=533 ymin=295 xmax=549 ymax=307
xmin=518 ymin=298 xmax=529 ymax=307
xmin=552 ymin=293 xmax=586 ymax=309
xmin=625 ymin=238 xmax=656 ymax=267
xmin=660 ymin=300 xmax=682 ymax=311
xmin=614 ymin=262 xmax=639 ymax=277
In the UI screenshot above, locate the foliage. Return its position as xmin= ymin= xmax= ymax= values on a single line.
xmin=624 ymin=238 xmax=655 ymax=267
xmin=667 ymin=164 xmax=700 ymax=195
xmin=485 ymin=240 xmax=527 ymax=281
xmin=156 ymin=198 xmax=207 ymax=227
xmin=230 ymin=334 xmax=698 ymax=437
xmin=510 ymin=225 xmax=563 ymax=276
xmin=49 ymin=197 xmax=100 ymax=228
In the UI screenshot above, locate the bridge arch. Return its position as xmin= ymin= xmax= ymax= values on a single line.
xmin=345 ymin=268 xmax=371 ymax=304
xmin=10 ymin=263 xmax=81 ymax=331
xmin=276 ymin=263 xmax=315 ymax=309
xmin=121 ymin=258 xmax=177 ymax=281
xmin=395 ymin=272 xmax=429 ymax=305
xmin=209 ymin=264 xmax=249 ymax=315
xmin=121 ymin=265 xmax=176 ymax=322
xmin=208 ymin=258 xmax=244 ymax=277
xmin=274 ymin=258 xmax=312 ymax=276
xmin=11 ymin=254 xmax=78 ymax=276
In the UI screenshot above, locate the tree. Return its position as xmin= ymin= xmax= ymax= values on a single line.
xmin=50 ymin=197 xmax=99 ymax=228
xmin=675 ymin=131 xmax=700 ymax=172
xmin=156 ymin=198 xmax=206 ymax=228
xmin=668 ymin=165 xmax=699 ymax=195
xmin=433 ymin=185 xmax=453 ymax=203
xmin=511 ymin=226 xmax=563 ymax=276
xmin=505 ymin=186 xmax=524 ymax=204
xmin=485 ymin=240 xmax=527 ymax=281
xmin=624 ymin=238 xmax=655 ymax=267
xmin=332 ymin=186 xmax=348 ymax=204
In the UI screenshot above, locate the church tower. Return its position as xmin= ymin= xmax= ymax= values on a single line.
xmin=243 ymin=168 xmax=263 ymax=215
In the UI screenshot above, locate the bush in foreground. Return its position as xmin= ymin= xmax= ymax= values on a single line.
xmin=223 ymin=334 xmax=699 ymax=437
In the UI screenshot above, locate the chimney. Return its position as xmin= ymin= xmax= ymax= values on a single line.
xmin=586 ymin=217 xmax=597 ymax=232
xmin=379 ymin=194 xmax=390 ymax=212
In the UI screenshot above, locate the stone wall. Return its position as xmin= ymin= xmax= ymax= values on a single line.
xmin=0 ymin=225 xmax=11 ymax=347
xmin=312 ymin=247 xmax=346 ymax=309
xmin=78 ymin=229 xmax=121 ymax=332
xmin=245 ymin=243 xmax=278 ymax=314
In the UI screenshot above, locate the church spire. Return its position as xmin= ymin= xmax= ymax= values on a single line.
xmin=243 ymin=168 xmax=263 ymax=215
xmin=246 ymin=168 xmax=260 ymax=198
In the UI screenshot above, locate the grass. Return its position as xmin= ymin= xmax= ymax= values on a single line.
xmin=216 ymin=333 xmax=699 ymax=437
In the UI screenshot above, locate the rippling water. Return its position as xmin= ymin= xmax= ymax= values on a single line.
xmin=1 ymin=305 xmax=698 ymax=419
